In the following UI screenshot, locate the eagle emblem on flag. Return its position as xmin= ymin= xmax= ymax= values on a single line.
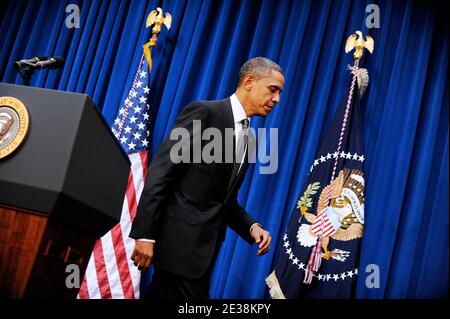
xmin=297 ymin=168 xmax=364 ymax=262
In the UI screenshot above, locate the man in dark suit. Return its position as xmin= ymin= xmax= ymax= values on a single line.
xmin=129 ymin=57 xmax=285 ymax=299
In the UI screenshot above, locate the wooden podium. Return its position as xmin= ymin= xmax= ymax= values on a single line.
xmin=0 ymin=83 xmax=130 ymax=299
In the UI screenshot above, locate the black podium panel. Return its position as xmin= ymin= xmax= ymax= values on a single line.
xmin=0 ymin=83 xmax=130 ymax=237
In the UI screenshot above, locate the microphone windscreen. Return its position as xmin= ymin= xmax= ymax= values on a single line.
xmin=51 ymin=56 xmax=65 ymax=68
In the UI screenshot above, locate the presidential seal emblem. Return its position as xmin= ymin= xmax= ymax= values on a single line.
xmin=0 ymin=96 xmax=30 ymax=159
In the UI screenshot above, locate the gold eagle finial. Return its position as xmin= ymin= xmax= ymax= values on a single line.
xmin=345 ymin=31 xmax=374 ymax=64
xmin=146 ymin=7 xmax=172 ymax=43
xmin=143 ymin=7 xmax=172 ymax=71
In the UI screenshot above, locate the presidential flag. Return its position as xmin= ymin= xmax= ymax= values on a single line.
xmin=266 ymin=67 xmax=367 ymax=299
xmin=78 ymin=54 xmax=152 ymax=299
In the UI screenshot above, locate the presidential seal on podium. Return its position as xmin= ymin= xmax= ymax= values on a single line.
xmin=0 ymin=96 xmax=30 ymax=159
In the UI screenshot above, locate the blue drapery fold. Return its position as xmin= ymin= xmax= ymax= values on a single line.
xmin=1 ymin=0 xmax=447 ymax=298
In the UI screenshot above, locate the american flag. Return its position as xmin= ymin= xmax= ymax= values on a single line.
xmin=78 ymin=55 xmax=151 ymax=299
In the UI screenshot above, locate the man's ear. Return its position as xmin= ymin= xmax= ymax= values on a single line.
xmin=242 ymin=74 xmax=255 ymax=91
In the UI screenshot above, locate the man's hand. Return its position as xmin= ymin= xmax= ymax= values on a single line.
xmin=251 ymin=224 xmax=271 ymax=256
xmin=131 ymin=240 xmax=154 ymax=271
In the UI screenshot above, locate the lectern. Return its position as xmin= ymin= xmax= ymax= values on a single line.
xmin=0 ymin=83 xmax=130 ymax=299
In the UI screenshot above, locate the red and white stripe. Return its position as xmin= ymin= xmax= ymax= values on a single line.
xmin=78 ymin=151 xmax=149 ymax=299
xmin=311 ymin=210 xmax=337 ymax=238
xmin=329 ymin=69 xmax=358 ymax=182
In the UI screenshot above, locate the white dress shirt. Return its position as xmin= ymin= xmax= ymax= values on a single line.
xmin=230 ymin=93 xmax=250 ymax=170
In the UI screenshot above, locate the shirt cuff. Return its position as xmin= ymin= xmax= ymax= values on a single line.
xmin=249 ymin=223 xmax=262 ymax=235
xmin=137 ymin=238 xmax=155 ymax=243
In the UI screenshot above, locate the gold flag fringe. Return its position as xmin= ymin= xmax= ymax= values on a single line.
xmin=265 ymin=271 xmax=286 ymax=299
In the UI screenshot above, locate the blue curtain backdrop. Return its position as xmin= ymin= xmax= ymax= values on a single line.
xmin=0 ymin=0 xmax=447 ymax=298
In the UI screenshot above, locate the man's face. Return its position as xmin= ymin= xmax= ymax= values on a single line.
xmin=247 ymin=70 xmax=285 ymax=117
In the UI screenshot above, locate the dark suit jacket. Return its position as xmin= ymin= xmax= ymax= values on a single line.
xmin=129 ymin=98 xmax=257 ymax=279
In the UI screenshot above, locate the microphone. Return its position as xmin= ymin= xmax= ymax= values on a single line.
xmin=33 ymin=56 xmax=65 ymax=69
xmin=13 ymin=55 xmax=65 ymax=86
xmin=13 ymin=56 xmax=48 ymax=70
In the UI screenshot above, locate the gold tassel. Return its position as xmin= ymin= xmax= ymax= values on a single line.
xmin=142 ymin=39 xmax=157 ymax=73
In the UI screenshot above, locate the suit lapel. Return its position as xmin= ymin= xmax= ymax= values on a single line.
xmin=219 ymin=97 xmax=235 ymax=147
xmin=219 ymin=98 xmax=235 ymax=183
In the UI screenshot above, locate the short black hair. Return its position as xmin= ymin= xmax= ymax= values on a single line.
xmin=238 ymin=57 xmax=284 ymax=86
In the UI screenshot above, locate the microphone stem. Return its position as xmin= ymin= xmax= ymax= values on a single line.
xmin=20 ymin=68 xmax=34 ymax=86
